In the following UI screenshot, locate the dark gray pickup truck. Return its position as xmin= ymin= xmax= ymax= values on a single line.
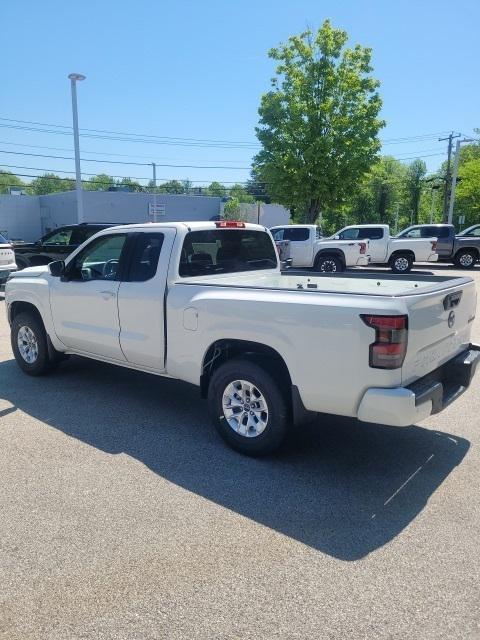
xmin=397 ymin=223 xmax=480 ymax=269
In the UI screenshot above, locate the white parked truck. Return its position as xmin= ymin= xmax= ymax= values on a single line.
xmin=0 ymin=232 xmax=17 ymax=286
xmin=332 ymin=224 xmax=438 ymax=272
xmin=5 ymin=221 xmax=479 ymax=456
xmin=270 ymin=224 xmax=369 ymax=271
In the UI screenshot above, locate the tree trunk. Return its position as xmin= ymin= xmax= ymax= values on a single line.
xmin=305 ymin=198 xmax=321 ymax=224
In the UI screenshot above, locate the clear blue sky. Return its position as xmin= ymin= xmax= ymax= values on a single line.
xmin=1 ymin=0 xmax=478 ymax=187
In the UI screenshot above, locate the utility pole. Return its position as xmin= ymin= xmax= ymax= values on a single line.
xmin=439 ymin=132 xmax=461 ymax=222
xmin=447 ymin=138 xmax=474 ymax=225
xmin=151 ymin=162 xmax=157 ymax=222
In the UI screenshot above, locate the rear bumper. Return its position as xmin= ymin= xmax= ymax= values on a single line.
xmin=357 ymin=344 xmax=480 ymax=426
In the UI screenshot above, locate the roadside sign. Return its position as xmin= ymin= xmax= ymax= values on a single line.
xmin=458 ymin=215 xmax=465 ymax=225
xmin=148 ymin=203 xmax=165 ymax=221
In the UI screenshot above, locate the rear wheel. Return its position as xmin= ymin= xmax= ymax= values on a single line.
xmin=315 ymin=255 xmax=343 ymax=273
xmin=11 ymin=312 xmax=56 ymax=376
xmin=390 ymin=253 xmax=413 ymax=274
xmin=208 ymin=359 xmax=289 ymax=456
xmin=454 ymin=249 xmax=477 ymax=269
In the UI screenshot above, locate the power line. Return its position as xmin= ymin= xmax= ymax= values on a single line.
xmin=0 ymin=167 xmax=260 ymax=186
xmin=0 ymin=116 xmax=455 ymax=149
xmin=0 ymin=148 xmax=251 ymax=170
xmin=0 ymin=140 xmax=253 ymax=163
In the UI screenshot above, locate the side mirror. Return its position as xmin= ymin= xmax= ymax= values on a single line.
xmin=334 ymin=235 xmax=340 ymax=240
xmin=48 ymin=260 xmax=65 ymax=277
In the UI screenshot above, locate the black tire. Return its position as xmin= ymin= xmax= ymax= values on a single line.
xmin=390 ymin=253 xmax=413 ymax=274
xmin=454 ymin=249 xmax=477 ymax=269
xmin=208 ymin=358 xmax=289 ymax=456
xmin=315 ymin=255 xmax=343 ymax=273
xmin=11 ymin=312 xmax=55 ymax=376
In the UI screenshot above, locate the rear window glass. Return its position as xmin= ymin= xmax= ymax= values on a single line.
xmin=0 ymin=233 xmax=8 ymax=243
xmin=179 ymin=229 xmax=277 ymax=277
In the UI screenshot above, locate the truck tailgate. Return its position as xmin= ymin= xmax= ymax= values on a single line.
xmin=402 ymin=279 xmax=477 ymax=384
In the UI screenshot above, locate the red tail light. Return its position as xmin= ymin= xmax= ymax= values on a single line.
xmin=361 ymin=314 xmax=408 ymax=369
xmin=359 ymin=242 xmax=367 ymax=254
xmin=215 ymin=221 xmax=246 ymax=228
xmin=431 ymin=240 xmax=437 ymax=251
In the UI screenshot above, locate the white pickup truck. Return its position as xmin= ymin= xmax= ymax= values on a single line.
xmin=5 ymin=221 xmax=479 ymax=456
xmin=332 ymin=224 xmax=438 ymax=273
xmin=270 ymin=224 xmax=369 ymax=271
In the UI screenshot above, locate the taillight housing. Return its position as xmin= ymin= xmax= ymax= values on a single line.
xmin=359 ymin=242 xmax=367 ymax=254
xmin=431 ymin=240 xmax=437 ymax=252
xmin=361 ymin=314 xmax=408 ymax=369
xmin=215 ymin=221 xmax=246 ymax=228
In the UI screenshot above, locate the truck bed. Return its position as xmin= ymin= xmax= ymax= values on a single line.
xmin=178 ymin=270 xmax=473 ymax=298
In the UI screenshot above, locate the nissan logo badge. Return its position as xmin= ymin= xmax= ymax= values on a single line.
xmin=448 ymin=311 xmax=456 ymax=328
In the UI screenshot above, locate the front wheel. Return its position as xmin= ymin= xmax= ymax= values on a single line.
xmin=11 ymin=312 xmax=55 ymax=376
xmin=454 ymin=249 xmax=477 ymax=269
xmin=208 ymin=359 xmax=289 ymax=456
xmin=315 ymin=255 xmax=343 ymax=273
xmin=390 ymin=253 xmax=413 ymax=274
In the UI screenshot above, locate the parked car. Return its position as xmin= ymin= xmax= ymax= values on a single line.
xmin=270 ymin=224 xmax=369 ymax=271
xmin=0 ymin=232 xmax=17 ymax=286
xmin=13 ymin=222 xmax=127 ymax=270
xmin=5 ymin=221 xmax=479 ymax=456
xmin=332 ymin=224 xmax=438 ymax=273
xmin=397 ymin=223 xmax=480 ymax=269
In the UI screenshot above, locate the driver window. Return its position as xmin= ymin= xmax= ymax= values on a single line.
xmin=339 ymin=228 xmax=360 ymax=240
xmin=44 ymin=228 xmax=73 ymax=245
xmin=270 ymin=228 xmax=285 ymax=241
xmin=405 ymin=228 xmax=422 ymax=238
xmin=68 ymin=234 xmax=127 ymax=281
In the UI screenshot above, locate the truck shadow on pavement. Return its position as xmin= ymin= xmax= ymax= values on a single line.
xmin=0 ymin=356 xmax=470 ymax=561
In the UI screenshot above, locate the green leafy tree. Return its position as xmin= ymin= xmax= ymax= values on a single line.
xmin=0 ymin=171 xmax=26 ymax=194
xmin=158 ymin=180 xmax=185 ymax=194
xmin=84 ymin=173 xmax=115 ymax=191
xmin=228 ymin=183 xmax=254 ymax=203
xmin=253 ymin=20 xmax=384 ymax=223
xmin=116 ymin=177 xmax=143 ymax=192
xmin=456 ymin=157 xmax=480 ymax=225
xmin=246 ymin=169 xmax=270 ymax=203
xmin=205 ymin=181 xmax=227 ymax=197
xmin=223 ymin=197 xmax=248 ymax=221
xmin=404 ymin=159 xmax=427 ymax=225
xmin=29 ymin=173 xmax=75 ymax=195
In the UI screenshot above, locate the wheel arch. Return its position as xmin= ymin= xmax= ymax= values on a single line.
xmin=313 ymin=248 xmax=346 ymax=268
xmin=389 ymin=249 xmax=415 ymax=261
xmin=200 ymin=339 xmax=313 ymax=426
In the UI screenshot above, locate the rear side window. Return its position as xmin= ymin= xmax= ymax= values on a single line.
xmin=283 ymin=227 xmax=310 ymax=241
xmin=0 ymin=233 xmax=8 ymax=244
xmin=361 ymin=227 xmax=384 ymax=240
xmin=179 ymin=229 xmax=277 ymax=277
xmin=423 ymin=226 xmax=450 ymax=238
xmin=127 ymin=233 xmax=164 ymax=282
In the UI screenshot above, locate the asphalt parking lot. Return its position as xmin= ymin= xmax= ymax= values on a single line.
xmin=1 ymin=266 xmax=479 ymax=640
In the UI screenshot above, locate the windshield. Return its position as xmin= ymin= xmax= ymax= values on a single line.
xmin=179 ymin=229 xmax=278 ymax=277
xmin=458 ymin=224 xmax=480 ymax=237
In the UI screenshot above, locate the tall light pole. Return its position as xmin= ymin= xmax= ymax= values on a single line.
xmin=68 ymin=73 xmax=86 ymax=223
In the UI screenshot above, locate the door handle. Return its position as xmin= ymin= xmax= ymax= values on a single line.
xmin=100 ymin=290 xmax=116 ymax=299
